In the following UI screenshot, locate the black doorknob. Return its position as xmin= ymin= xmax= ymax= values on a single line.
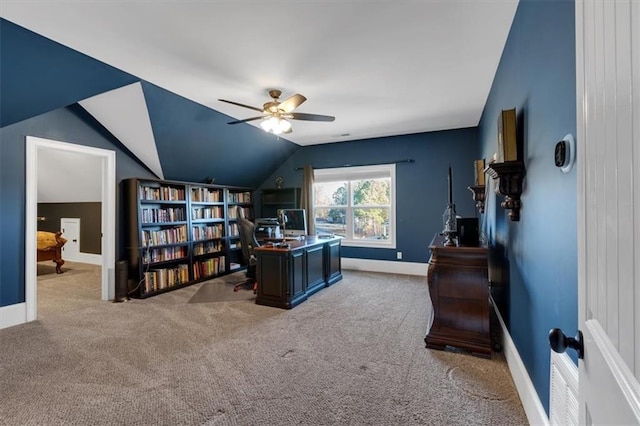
xmin=549 ymin=328 xmax=584 ymax=359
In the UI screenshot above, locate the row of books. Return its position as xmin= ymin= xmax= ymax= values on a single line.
xmin=141 ymin=207 xmax=186 ymax=224
xmin=192 ymin=224 xmax=223 ymax=241
xmin=193 ymin=256 xmax=226 ymax=280
xmin=142 ymin=246 xmax=187 ymax=264
xmin=191 ymin=206 xmax=223 ymax=220
xmin=227 ymin=191 xmax=252 ymax=203
xmin=193 ymin=240 xmax=223 ymax=255
xmin=140 ymin=185 xmax=186 ymax=201
xmin=142 ymin=225 xmax=188 ymax=247
xmin=142 ymin=264 xmax=189 ymax=294
xmin=227 ymin=206 xmax=251 ymax=219
xmin=190 ymin=187 xmax=222 ymax=203
xmin=142 ymin=242 xmax=222 ymax=264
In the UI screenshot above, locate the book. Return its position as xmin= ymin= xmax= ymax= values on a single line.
xmin=497 ymin=108 xmax=517 ymax=162
xmin=474 ymin=159 xmax=485 ymax=186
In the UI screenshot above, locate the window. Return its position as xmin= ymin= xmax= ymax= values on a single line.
xmin=313 ymin=164 xmax=396 ymax=248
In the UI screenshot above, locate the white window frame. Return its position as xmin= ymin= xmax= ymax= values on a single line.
xmin=313 ymin=164 xmax=396 ymax=249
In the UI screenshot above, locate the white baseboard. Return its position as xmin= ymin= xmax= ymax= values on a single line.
xmin=0 ymin=302 xmax=27 ymax=330
xmin=491 ymin=295 xmax=549 ymax=426
xmin=341 ymin=258 xmax=427 ymax=276
xmin=64 ymin=252 xmax=102 ymax=265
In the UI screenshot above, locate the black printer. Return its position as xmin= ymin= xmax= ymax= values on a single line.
xmin=255 ymin=218 xmax=281 ymax=240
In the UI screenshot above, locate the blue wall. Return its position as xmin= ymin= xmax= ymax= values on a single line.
xmin=0 ymin=18 xmax=300 ymax=308
xmin=0 ymin=19 xmax=138 ymax=128
xmin=478 ymin=0 xmax=577 ymax=414
xmin=0 ymin=18 xmax=300 ymax=189
xmin=0 ymin=107 xmax=157 ymax=306
xmin=258 ymin=128 xmax=480 ymax=263
xmin=142 ymin=82 xmax=298 ymax=187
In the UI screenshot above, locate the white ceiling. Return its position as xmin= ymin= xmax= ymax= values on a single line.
xmin=1 ymin=1 xmax=518 ymax=146
xmin=38 ymin=148 xmax=102 ymax=203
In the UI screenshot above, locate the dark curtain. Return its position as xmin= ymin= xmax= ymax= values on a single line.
xmin=301 ymin=165 xmax=315 ymax=235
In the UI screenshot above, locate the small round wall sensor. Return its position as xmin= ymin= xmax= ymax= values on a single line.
xmin=555 ymin=134 xmax=575 ymax=173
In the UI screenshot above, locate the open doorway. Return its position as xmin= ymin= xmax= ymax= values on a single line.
xmin=25 ymin=136 xmax=115 ymax=322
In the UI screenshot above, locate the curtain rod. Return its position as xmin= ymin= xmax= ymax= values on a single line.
xmin=294 ymin=159 xmax=414 ymax=171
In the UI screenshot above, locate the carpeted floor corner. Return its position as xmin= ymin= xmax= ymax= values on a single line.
xmin=0 ymin=263 xmax=528 ymax=425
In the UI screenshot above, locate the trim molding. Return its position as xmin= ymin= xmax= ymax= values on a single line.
xmin=342 ymin=258 xmax=427 ymax=276
xmin=0 ymin=303 xmax=27 ymax=330
xmin=70 ymin=252 xmax=103 ymax=266
xmin=26 ymin=136 xmax=117 ymax=324
xmin=492 ymin=295 xmax=549 ymax=426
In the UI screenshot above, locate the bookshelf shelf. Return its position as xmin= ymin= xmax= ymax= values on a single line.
xmin=125 ymin=177 xmax=253 ymax=298
xmin=260 ymin=187 xmax=301 ymax=217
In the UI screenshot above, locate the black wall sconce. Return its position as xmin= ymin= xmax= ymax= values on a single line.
xmin=468 ymin=185 xmax=486 ymax=214
xmin=485 ymin=108 xmax=526 ymax=221
xmin=485 ymin=161 xmax=526 ymax=221
xmin=468 ymin=159 xmax=486 ymax=214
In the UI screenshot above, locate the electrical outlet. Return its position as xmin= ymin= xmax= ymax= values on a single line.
xmin=397 ymin=251 xmax=402 ymax=260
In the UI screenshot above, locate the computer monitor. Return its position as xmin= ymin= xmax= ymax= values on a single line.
xmin=278 ymin=209 xmax=308 ymax=238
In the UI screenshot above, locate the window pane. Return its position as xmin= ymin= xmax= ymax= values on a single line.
xmin=353 ymin=208 xmax=390 ymax=240
xmin=314 ymin=182 xmax=347 ymax=207
xmin=352 ymin=178 xmax=390 ymax=205
xmin=314 ymin=207 xmax=347 ymax=237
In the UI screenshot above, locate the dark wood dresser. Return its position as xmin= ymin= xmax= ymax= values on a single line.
xmin=425 ymin=234 xmax=491 ymax=358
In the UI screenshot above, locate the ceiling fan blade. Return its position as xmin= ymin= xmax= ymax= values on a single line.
xmin=227 ymin=116 xmax=266 ymax=125
xmin=289 ymin=112 xmax=335 ymax=122
xmin=218 ymin=99 xmax=264 ymax=113
xmin=279 ymin=94 xmax=307 ymax=113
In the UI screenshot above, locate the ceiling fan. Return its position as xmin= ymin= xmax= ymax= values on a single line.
xmin=219 ymin=89 xmax=335 ymax=135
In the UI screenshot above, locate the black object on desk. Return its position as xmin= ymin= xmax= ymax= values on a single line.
xmin=456 ymin=217 xmax=479 ymax=246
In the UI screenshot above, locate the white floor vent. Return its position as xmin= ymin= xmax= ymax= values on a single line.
xmin=549 ymin=351 xmax=579 ymax=426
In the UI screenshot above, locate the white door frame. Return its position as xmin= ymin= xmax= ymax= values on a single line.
xmin=26 ymin=136 xmax=116 ymax=321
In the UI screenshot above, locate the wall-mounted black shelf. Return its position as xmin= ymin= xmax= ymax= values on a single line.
xmin=467 ymin=185 xmax=486 ymax=214
xmin=485 ymin=161 xmax=526 ymax=221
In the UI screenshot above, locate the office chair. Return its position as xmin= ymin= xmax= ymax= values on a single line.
xmin=234 ymin=205 xmax=259 ymax=292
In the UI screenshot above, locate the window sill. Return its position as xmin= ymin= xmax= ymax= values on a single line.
xmin=341 ymin=240 xmax=396 ymax=249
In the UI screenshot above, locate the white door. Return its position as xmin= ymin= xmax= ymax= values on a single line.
xmin=574 ymin=0 xmax=640 ymax=423
xmin=60 ymin=218 xmax=80 ymax=261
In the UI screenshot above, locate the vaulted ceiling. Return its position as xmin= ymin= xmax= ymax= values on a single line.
xmin=1 ymin=2 xmax=518 ymax=145
xmin=1 ymin=2 xmax=518 ymax=188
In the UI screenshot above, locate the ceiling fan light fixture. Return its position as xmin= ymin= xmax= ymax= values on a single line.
xmin=221 ymin=90 xmax=334 ymax=135
xmin=261 ymin=116 xmax=291 ymax=135
xmin=280 ymin=118 xmax=292 ymax=133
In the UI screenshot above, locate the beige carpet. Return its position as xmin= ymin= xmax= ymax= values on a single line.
xmin=0 ymin=263 xmax=528 ymax=425
xmin=188 ymin=273 xmax=256 ymax=304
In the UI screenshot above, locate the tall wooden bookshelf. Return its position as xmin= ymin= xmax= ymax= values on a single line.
xmin=260 ymin=187 xmax=301 ymax=218
xmin=124 ymin=177 xmax=253 ymax=298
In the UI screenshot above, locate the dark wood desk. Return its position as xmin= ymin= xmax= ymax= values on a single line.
xmin=425 ymin=234 xmax=490 ymax=358
xmin=255 ymin=236 xmax=342 ymax=309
